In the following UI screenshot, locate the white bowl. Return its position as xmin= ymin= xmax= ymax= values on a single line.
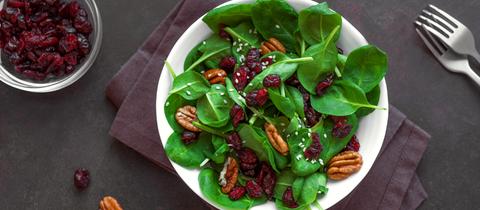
xmin=156 ymin=0 xmax=389 ymax=209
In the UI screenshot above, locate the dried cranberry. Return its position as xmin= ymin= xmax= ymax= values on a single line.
xmin=330 ymin=116 xmax=347 ymax=124
xmin=246 ymin=88 xmax=268 ymax=107
xmin=304 ymin=133 xmax=323 ymax=160
xmin=38 ymin=36 xmax=59 ymax=47
xmin=246 ymin=48 xmax=261 ymax=62
xmin=282 ymin=187 xmax=299 ymax=208
xmin=73 ymin=15 xmax=92 ymax=34
xmin=237 ymin=148 xmax=258 ymax=176
xmin=247 ymin=60 xmax=262 ymax=74
xmin=7 ymin=0 xmax=26 ymax=8
xmin=345 ymin=135 xmax=360 ymax=152
xmin=247 ymin=69 xmax=256 ymax=82
xmin=181 ymin=131 xmax=198 ymax=145
xmin=304 ymin=105 xmax=319 ymax=127
xmin=298 ymin=86 xmax=310 ymax=102
xmin=315 ymin=74 xmax=334 ymax=96
xmin=286 ymin=75 xmax=300 ymax=87
xmin=233 ymin=66 xmax=249 ymax=91
xmin=245 ymin=180 xmax=263 ymax=198
xmin=74 ymin=168 xmax=90 ymax=190
xmin=229 ymin=186 xmax=246 ymax=201
xmin=59 ymin=33 xmax=78 ymax=53
xmin=256 ymin=163 xmax=276 ymax=199
xmin=9 ymin=52 xmax=24 ymax=65
xmin=230 ymin=105 xmax=245 ymax=128
xmin=64 ymin=52 xmax=78 ymax=65
xmin=77 ymin=33 xmax=90 ymax=55
xmin=227 ymin=132 xmax=243 ymax=151
xmin=332 ymin=121 xmax=352 ymax=139
xmin=218 ymin=24 xmax=230 ymax=40
xmin=219 ymin=56 xmax=236 ymax=72
xmin=260 ymin=57 xmax=274 ymax=67
xmin=67 ymin=1 xmax=81 ymax=18
xmin=65 ymin=65 xmax=74 ymax=74
xmin=263 ymin=74 xmax=281 ymax=88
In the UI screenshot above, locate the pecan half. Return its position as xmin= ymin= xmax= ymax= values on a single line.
xmin=175 ymin=105 xmax=201 ymax=132
xmin=260 ymin=38 xmax=286 ymax=55
xmin=204 ymin=69 xmax=227 ymax=85
xmin=264 ymin=123 xmax=289 ymax=156
xmin=219 ymin=157 xmax=239 ymax=194
xmin=99 ymin=196 xmax=123 ymax=210
xmin=327 ymin=151 xmax=363 ymax=180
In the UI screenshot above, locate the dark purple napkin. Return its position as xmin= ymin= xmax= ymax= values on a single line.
xmin=106 ymin=0 xmax=429 ymax=209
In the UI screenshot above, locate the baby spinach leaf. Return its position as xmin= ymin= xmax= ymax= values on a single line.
xmin=319 ymin=114 xmax=359 ymax=164
xmin=288 ymin=129 xmax=322 ymax=176
xmin=274 ymin=199 xmax=309 ymax=210
xmin=184 ymin=42 xmax=207 ymax=72
xmin=225 ymin=78 xmax=247 ymax=109
xmin=238 ymin=124 xmax=288 ymax=172
xmin=197 ymin=84 xmax=234 ymax=128
xmin=186 ymin=35 xmax=231 ymax=72
xmin=336 ymin=54 xmax=347 ymax=72
xmin=299 ymin=2 xmax=342 ymax=45
xmin=274 ymin=169 xmax=297 ymax=199
xmin=169 ymin=70 xmax=210 ymax=100
xmin=225 ymin=22 xmax=262 ymax=63
xmin=203 ymin=4 xmax=253 ymax=33
xmin=297 ymin=173 xmax=328 ymax=206
xmin=251 ymin=0 xmax=299 ymax=52
xmin=200 ymin=133 xmax=229 ymax=164
xmin=244 ymin=56 xmax=313 ymax=93
xmin=311 ymin=80 xmax=380 ymax=116
xmin=284 ymin=116 xmax=302 ymax=139
xmin=297 ymin=26 xmax=339 ymax=94
xmin=285 ymin=86 xmax=305 ymax=119
xmin=164 ymin=93 xmax=195 ymax=133
xmin=165 ymin=132 xmax=208 ymax=168
xmin=268 ymin=88 xmax=296 ymax=119
xmin=199 ymin=168 xmax=266 ymax=210
xmin=356 ymin=85 xmax=381 ymax=117
xmin=291 ymin=177 xmax=305 ymax=201
xmin=343 ymin=45 xmax=388 ymax=92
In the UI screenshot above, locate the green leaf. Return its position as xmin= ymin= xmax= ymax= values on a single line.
xmin=297 ymin=27 xmax=339 ymax=94
xmin=164 ymin=94 xmax=195 ymax=133
xmin=225 ymin=77 xmax=247 ymax=109
xmin=164 ymin=132 xmax=208 ymax=168
xmin=251 ymin=0 xmax=299 ymax=52
xmin=356 ymin=85 xmax=381 ymax=117
xmin=199 ymin=168 xmax=266 ymax=210
xmin=268 ymin=88 xmax=296 ymax=119
xmin=169 ymin=70 xmax=211 ymax=100
xmin=288 ymin=129 xmax=322 ymax=176
xmin=200 ymin=133 xmax=229 ymax=164
xmin=197 ymin=84 xmax=234 ymax=128
xmin=274 ymin=169 xmax=297 ymax=199
xmin=187 ymin=35 xmax=231 ymax=72
xmin=311 ymin=80 xmax=381 ymax=116
xmin=292 ymin=177 xmax=305 ymax=201
xmin=184 ymin=42 xmax=207 ymax=72
xmin=298 ymin=173 xmax=328 ymax=206
xmin=299 ymin=2 xmax=342 ymax=45
xmin=319 ymin=114 xmax=359 ymax=164
xmin=343 ymin=45 xmax=388 ymax=92
xmin=225 ymin=22 xmax=262 ymax=63
xmin=285 ymin=85 xmax=305 ymax=119
xmin=337 ymin=54 xmax=347 ymax=72
xmin=203 ymin=4 xmax=253 ymax=33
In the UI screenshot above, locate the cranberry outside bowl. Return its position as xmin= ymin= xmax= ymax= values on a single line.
xmin=0 ymin=0 xmax=102 ymax=93
xmin=156 ymin=0 xmax=389 ymax=209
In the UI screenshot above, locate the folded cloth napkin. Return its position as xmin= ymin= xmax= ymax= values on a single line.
xmin=106 ymin=0 xmax=430 ymax=209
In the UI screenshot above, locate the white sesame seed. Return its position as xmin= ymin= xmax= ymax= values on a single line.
xmin=302 ymin=138 xmax=305 ymax=142
xmin=247 ymin=76 xmax=250 ymax=80
xmin=236 ymin=72 xmax=241 ymax=77
xmin=280 ymin=123 xmax=286 ymax=126
xmin=233 ymin=41 xmax=237 ymax=46
xmin=242 ymin=92 xmax=246 ymax=97
xmin=236 ymin=48 xmax=241 ymax=52
xmin=165 ymin=102 xmax=170 ymax=107
xmin=308 ymin=133 xmax=311 ymax=137
xmin=229 ymin=89 xmax=234 ymax=92
xmin=235 ymin=78 xmax=239 ymax=84
xmin=308 ymin=129 xmax=312 ymax=133
xmin=319 ymin=159 xmax=324 ymax=165
xmin=298 ymin=124 xmax=302 ymax=128
xmin=187 ymin=82 xmax=192 ymax=86
xmin=223 ymin=99 xmax=228 ymax=104
xmin=203 ymin=41 xmax=206 ymax=45
xmin=287 ymin=134 xmax=290 ymax=138
xmin=249 ymin=83 xmax=253 ymax=87
xmin=220 ymin=93 xmax=225 ymax=96
xmin=186 ymin=90 xmax=192 ymax=95
xmin=200 ymin=158 xmax=209 ymax=167
xmin=295 ymin=131 xmax=298 ymax=136
xmin=303 ymin=148 xmax=306 ymax=152
xmin=242 ymin=140 xmax=246 ymax=143
xmin=303 ymin=117 xmax=307 ymax=121
xmin=268 ymin=56 xmax=273 ymax=59
xmin=275 ymin=25 xmax=280 ymax=29
xmin=324 ymin=134 xmax=327 ymax=138
xmin=296 ymin=156 xmax=301 ymax=160
xmin=238 ymin=96 xmax=243 ymax=100
xmin=216 ymin=86 xmax=221 ymax=90
xmin=201 ymin=70 xmax=205 ymax=74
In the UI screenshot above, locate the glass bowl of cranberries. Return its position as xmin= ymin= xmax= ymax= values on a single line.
xmin=0 ymin=0 xmax=102 ymax=92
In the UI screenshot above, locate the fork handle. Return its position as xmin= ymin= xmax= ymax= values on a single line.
xmin=472 ymin=50 xmax=480 ymax=65
xmin=465 ymin=68 xmax=480 ymax=87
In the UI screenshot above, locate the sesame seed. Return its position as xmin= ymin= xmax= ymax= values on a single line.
xmin=308 ymin=129 xmax=312 ymax=133
xmin=247 ymin=76 xmax=250 ymax=80
xmin=200 ymin=158 xmax=209 ymax=167
xmin=201 ymin=70 xmax=205 ymax=74
xmin=298 ymin=124 xmax=302 ymax=128
xmin=236 ymin=48 xmax=241 ymax=52
xmin=187 ymin=82 xmax=192 ymax=86
xmin=303 ymin=117 xmax=307 ymax=121
xmin=238 ymin=96 xmax=243 ymax=100
xmin=324 ymin=134 xmax=327 ymax=138
xmin=249 ymin=83 xmax=253 ymax=86
xmin=280 ymin=123 xmax=286 ymax=126
xmin=303 ymin=148 xmax=306 ymax=152
xmin=319 ymin=159 xmax=324 ymax=165
xmin=186 ymin=90 xmax=192 ymax=95
xmin=203 ymin=41 xmax=206 ymax=45
xmin=223 ymin=99 xmax=228 ymax=104
xmin=165 ymin=102 xmax=170 ymax=107
xmin=308 ymin=133 xmax=311 ymax=138
xmin=220 ymin=93 xmax=225 ymax=96
xmin=287 ymin=134 xmax=290 ymax=138
xmin=275 ymin=25 xmax=280 ymax=29
xmin=242 ymin=140 xmax=246 ymax=143
xmin=235 ymin=79 xmax=239 ymax=84
xmin=302 ymin=138 xmax=305 ymax=142
xmin=233 ymin=41 xmax=237 ymax=46
xmin=229 ymin=89 xmax=234 ymax=92
xmin=216 ymin=86 xmax=221 ymax=90
xmin=242 ymin=92 xmax=246 ymax=97
xmin=295 ymin=131 xmax=298 ymax=136
xmin=236 ymin=72 xmax=241 ymax=76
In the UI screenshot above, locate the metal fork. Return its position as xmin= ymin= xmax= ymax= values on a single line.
xmin=417 ymin=4 xmax=480 ymax=63
xmin=415 ymin=22 xmax=480 ymax=86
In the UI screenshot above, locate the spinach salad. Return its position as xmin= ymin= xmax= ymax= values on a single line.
xmin=164 ymin=0 xmax=387 ymax=209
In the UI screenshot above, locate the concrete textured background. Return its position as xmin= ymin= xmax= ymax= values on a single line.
xmin=0 ymin=0 xmax=479 ymax=209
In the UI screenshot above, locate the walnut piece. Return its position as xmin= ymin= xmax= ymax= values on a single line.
xmin=175 ymin=105 xmax=201 ymax=132
xmin=204 ymin=69 xmax=227 ymax=85
xmin=99 ymin=196 xmax=123 ymax=210
xmin=219 ymin=157 xmax=239 ymax=194
xmin=264 ymin=123 xmax=289 ymax=156
xmin=327 ymin=151 xmax=363 ymax=180
xmin=260 ymin=38 xmax=286 ymax=55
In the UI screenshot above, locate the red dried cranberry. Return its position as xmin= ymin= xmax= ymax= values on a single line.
xmin=247 ymin=60 xmax=262 ymax=74
xmin=304 ymin=105 xmax=319 ymax=127
xmin=237 ymin=148 xmax=258 ymax=176
xmin=246 ymin=48 xmax=261 ymax=62
xmin=315 ymin=74 xmax=334 ymax=96
xmin=229 ymin=186 xmax=246 ymax=201
xmin=59 ymin=33 xmax=78 ymax=53
xmin=64 ymin=52 xmax=78 ymax=65
xmin=345 ymin=135 xmax=360 ymax=152
xmin=246 ymin=88 xmax=268 ymax=107
xmin=256 ymin=163 xmax=276 ymax=199
xmin=218 ymin=24 xmax=231 ymax=40
xmin=260 ymin=57 xmax=274 ymax=67
xmin=227 ymin=132 xmax=243 ymax=151
xmin=230 ymin=104 xmax=245 ymax=128
xmin=74 ymin=168 xmax=90 ymax=190
xmin=7 ymin=0 xmax=26 ymax=8
xmin=233 ymin=66 xmax=249 ymax=91
xmin=67 ymin=1 xmax=80 ymax=18
xmin=65 ymin=65 xmax=74 ymax=74
xmin=77 ymin=33 xmax=90 ymax=55
xmin=9 ymin=52 xmax=24 ymax=65
xmin=38 ymin=36 xmax=59 ymax=47
xmin=247 ymin=69 xmax=256 ymax=82
xmin=31 ymin=12 xmax=49 ymax=23
xmin=304 ymin=133 xmax=323 ymax=160
xmin=332 ymin=121 xmax=352 ymax=139
xmin=282 ymin=187 xmax=299 ymax=208
xmin=181 ymin=131 xmax=198 ymax=145
xmin=263 ymin=74 xmax=281 ymax=88
xmin=73 ymin=15 xmax=92 ymax=34
xmin=219 ymin=56 xmax=236 ymax=72
xmin=330 ymin=116 xmax=347 ymax=124
xmin=286 ymin=75 xmax=300 ymax=87
xmin=245 ymin=180 xmax=263 ymax=198
xmin=298 ymin=86 xmax=310 ymax=102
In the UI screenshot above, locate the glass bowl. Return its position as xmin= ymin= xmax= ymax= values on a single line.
xmin=0 ymin=0 xmax=103 ymax=93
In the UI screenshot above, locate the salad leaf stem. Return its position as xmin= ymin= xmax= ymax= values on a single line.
xmin=334 ymin=67 xmax=342 ymax=78
xmin=314 ymin=201 xmax=324 ymax=210
xmin=281 ymin=56 xmax=313 ymax=64
xmin=249 ymin=114 xmax=258 ymax=125
xmin=249 ymin=107 xmax=274 ymax=124
xmin=165 ymin=60 xmax=177 ymax=79
xmin=192 ymin=121 xmax=228 ymax=138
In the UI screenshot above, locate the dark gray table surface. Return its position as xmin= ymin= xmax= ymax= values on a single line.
xmin=1 ymin=0 xmax=479 ymax=209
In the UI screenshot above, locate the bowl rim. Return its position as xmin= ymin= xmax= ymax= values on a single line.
xmin=156 ymin=0 xmax=389 ymax=209
xmin=0 ymin=0 xmax=103 ymax=93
